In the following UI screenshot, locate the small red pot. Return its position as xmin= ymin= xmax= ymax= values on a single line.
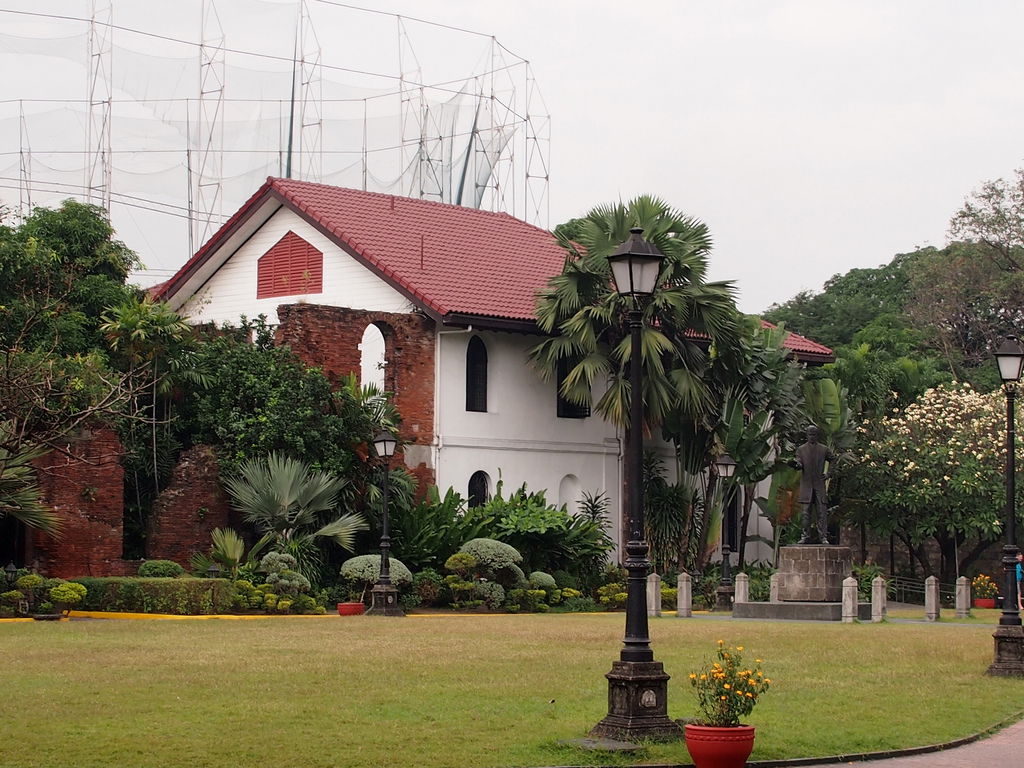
xmin=337 ymin=602 xmax=365 ymax=616
xmin=684 ymin=724 xmax=756 ymax=768
xmin=973 ymin=597 xmax=996 ymax=609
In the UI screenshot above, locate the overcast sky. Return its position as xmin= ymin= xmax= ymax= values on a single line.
xmin=3 ymin=0 xmax=1024 ymax=313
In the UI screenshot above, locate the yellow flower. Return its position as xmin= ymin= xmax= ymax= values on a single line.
xmin=746 ymin=692 xmax=754 ymax=698
xmin=723 ymin=683 xmax=731 ymax=690
xmin=720 ymin=695 xmax=727 ymax=701
xmin=689 ymin=673 xmax=696 ymax=680
xmin=717 ymin=639 xmax=724 ymax=645
xmin=755 ymin=659 xmax=763 ymax=663
xmin=736 ymin=646 xmax=744 ymax=651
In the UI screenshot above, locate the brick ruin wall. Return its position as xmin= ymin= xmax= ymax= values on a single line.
xmin=276 ymin=303 xmax=437 ymax=493
xmin=28 ymin=303 xmax=436 ymax=577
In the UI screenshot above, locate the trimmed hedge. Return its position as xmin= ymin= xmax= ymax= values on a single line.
xmin=72 ymin=577 xmax=235 ymax=615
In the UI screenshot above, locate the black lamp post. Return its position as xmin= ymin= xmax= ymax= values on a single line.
xmin=590 ymin=227 xmax=680 ymax=742
xmin=989 ymin=336 xmax=1024 ymax=676
xmin=366 ymin=430 xmax=403 ymax=617
xmin=714 ymin=454 xmax=737 ymax=610
xmin=4 ymin=562 xmax=16 ymax=585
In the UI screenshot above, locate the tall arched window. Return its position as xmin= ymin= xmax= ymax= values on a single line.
xmin=466 ymin=336 xmax=488 ymax=412
xmin=558 ymin=474 xmax=581 ymax=515
xmin=468 ymin=471 xmax=491 ymax=508
xmin=359 ymin=324 xmax=386 ymax=391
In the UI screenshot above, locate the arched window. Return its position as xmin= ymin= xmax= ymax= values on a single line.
xmin=359 ymin=324 xmax=387 ymax=391
xmin=466 ymin=336 xmax=488 ymax=412
xmin=558 ymin=474 xmax=581 ymax=515
xmin=468 ymin=471 xmax=491 ymax=508
xmin=256 ymin=231 xmax=323 ymax=299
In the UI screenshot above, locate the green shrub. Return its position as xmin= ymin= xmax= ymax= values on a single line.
xmin=443 ymin=552 xmax=477 ymax=578
xmin=459 ymin=538 xmax=522 ymax=575
xmin=1 ymin=589 xmax=23 ymax=606
xmin=445 ymin=574 xmax=475 ymax=601
xmin=138 ymin=560 xmax=185 ymax=578
xmin=596 ymin=582 xmax=627 ymax=609
xmin=276 ymin=598 xmax=293 ymax=613
xmin=473 ymin=581 xmax=505 ymax=611
xmin=561 ymin=595 xmax=601 ymax=612
xmin=496 ymin=563 xmax=527 ymax=589
xmin=506 ymin=588 xmax=547 ymax=612
xmin=552 ymin=570 xmax=578 ymax=589
xmin=852 ymin=562 xmax=886 ymax=601
xmin=561 ymin=588 xmax=582 ymax=600
xmin=411 ymin=569 xmax=446 ymax=607
xmin=399 ymin=592 xmax=422 ymax=611
xmin=660 ymin=587 xmax=678 ymax=609
xmin=49 ymin=581 xmax=87 ymax=609
xmin=340 ymin=555 xmax=413 ymax=588
xmin=291 ymin=594 xmax=317 ymax=614
xmin=267 ymin=569 xmax=311 ymax=597
xmin=15 ymin=574 xmax=43 ymax=591
xmin=263 ymin=592 xmax=279 ymax=610
xmin=71 ymin=577 xmax=235 ymax=615
xmin=528 ymin=571 xmax=557 ymax=591
xmin=37 ymin=601 xmax=55 ymax=613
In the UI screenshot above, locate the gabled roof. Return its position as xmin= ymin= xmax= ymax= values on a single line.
xmin=156 ymin=177 xmax=833 ymax=362
xmin=761 ymin=321 xmax=834 ymax=363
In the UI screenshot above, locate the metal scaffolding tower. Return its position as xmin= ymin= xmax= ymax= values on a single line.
xmin=85 ymin=0 xmax=113 ymax=210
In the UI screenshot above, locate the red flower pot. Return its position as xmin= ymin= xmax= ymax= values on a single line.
xmin=337 ymin=602 xmax=365 ymax=616
xmin=684 ymin=724 xmax=756 ymax=768
xmin=974 ymin=597 xmax=996 ymax=609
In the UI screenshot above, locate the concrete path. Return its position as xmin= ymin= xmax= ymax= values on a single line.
xmin=780 ymin=717 xmax=1024 ymax=767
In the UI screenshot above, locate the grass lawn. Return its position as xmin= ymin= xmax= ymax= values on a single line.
xmin=3 ymin=612 xmax=1022 ymax=768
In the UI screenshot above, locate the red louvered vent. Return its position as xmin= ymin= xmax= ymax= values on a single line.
xmin=256 ymin=231 xmax=324 ymax=299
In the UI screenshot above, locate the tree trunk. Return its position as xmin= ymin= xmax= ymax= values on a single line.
xmin=737 ymin=483 xmax=755 ymax=568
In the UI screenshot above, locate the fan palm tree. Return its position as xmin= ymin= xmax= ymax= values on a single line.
xmin=222 ymin=452 xmax=367 ymax=583
xmin=0 ymin=423 xmax=62 ymax=536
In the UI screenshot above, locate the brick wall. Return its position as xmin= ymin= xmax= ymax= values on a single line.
xmin=276 ymin=303 xmax=437 ymax=490
xmin=31 ymin=427 xmax=129 ymax=577
xmin=146 ymin=444 xmax=237 ymax=568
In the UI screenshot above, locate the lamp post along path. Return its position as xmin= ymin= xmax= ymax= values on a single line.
xmin=366 ymin=431 xmax=403 ymax=617
xmin=988 ymin=336 xmax=1024 ymax=676
xmin=590 ymin=228 xmax=681 ymax=742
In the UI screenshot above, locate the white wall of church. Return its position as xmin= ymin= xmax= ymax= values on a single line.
xmin=178 ymin=208 xmax=413 ymax=326
xmin=434 ymin=329 xmax=623 ymax=545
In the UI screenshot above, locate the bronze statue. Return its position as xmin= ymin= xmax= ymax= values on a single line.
xmin=794 ymin=425 xmax=837 ymax=545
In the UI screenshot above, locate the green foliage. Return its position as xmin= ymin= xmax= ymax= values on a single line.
xmin=506 ymin=588 xmax=547 ymax=612
xmin=528 ymin=571 xmax=556 ymax=591
xmin=15 ymin=573 xmax=43 ymax=591
xmin=738 ymin=562 xmax=776 ymax=602
xmin=339 ymin=555 xmax=413 ymax=589
xmin=223 ymin=452 xmax=367 ymax=586
xmin=458 ymin=538 xmax=522 ymax=580
xmin=177 ymin=317 xmax=378 ymax=480
xmin=138 ymin=560 xmax=185 ymax=578
xmin=473 ymin=580 xmax=505 ymax=611
xmin=596 ymin=582 xmax=627 ymax=609
xmin=72 ymin=577 xmax=236 ymax=614
xmin=851 ymin=562 xmax=886 ymax=601
xmin=971 ymin=573 xmax=999 ymax=599
xmin=411 ymin=569 xmax=446 ymax=607
xmin=643 ymin=453 xmax=698 ymax=574
xmin=660 ymin=586 xmax=678 ymax=609
xmin=443 ymin=552 xmax=477 ymax=578
xmin=48 ymin=581 xmax=87 ymax=607
xmin=387 ymin=485 xmax=493 ymax=571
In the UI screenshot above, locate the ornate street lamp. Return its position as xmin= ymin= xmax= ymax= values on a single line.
xmin=590 ymin=228 xmax=680 ymax=741
xmin=714 ymin=454 xmax=738 ymax=610
xmin=206 ymin=563 xmax=222 ymax=578
xmin=989 ymin=336 xmax=1024 ymax=676
xmin=366 ymin=430 xmax=403 ymax=617
xmin=4 ymin=562 xmax=17 ymax=585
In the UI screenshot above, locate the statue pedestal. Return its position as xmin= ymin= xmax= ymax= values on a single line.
xmin=776 ymin=545 xmax=852 ymax=602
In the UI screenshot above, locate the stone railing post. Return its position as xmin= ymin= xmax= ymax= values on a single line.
xmin=925 ymin=575 xmax=940 ymax=622
xmin=734 ymin=572 xmax=750 ymax=604
xmin=842 ymin=576 xmax=858 ymax=623
xmin=871 ymin=576 xmax=887 ymax=623
xmin=647 ymin=573 xmax=661 ymax=617
xmin=955 ymin=576 xmax=970 ymax=619
xmin=676 ymin=573 xmax=692 ymax=618
xmin=769 ymin=572 xmax=780 ymax=603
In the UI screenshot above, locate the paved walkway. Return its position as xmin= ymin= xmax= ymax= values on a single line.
xmin=775 ymin=716 xmax=1024 ymax=767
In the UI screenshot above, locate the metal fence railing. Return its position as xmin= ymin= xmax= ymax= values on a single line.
xmin=888 ymin=575 xmax=956 ymax=606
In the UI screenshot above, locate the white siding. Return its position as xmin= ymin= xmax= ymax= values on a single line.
xmin=435 ymin=329 xmax=624 ymax=547
xmin=179 ymin=208 xmax=414 ymax=325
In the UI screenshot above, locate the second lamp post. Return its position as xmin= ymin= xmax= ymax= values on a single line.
xmin=366 ymin=430 xmax=404 ymax=617
xmin=590 ymin=227 xmax=681 ymax=742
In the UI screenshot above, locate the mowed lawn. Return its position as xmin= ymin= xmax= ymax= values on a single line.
xmin=3 ymin=612 xmax=1023 ymax=768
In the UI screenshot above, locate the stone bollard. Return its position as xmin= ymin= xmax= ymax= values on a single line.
xmin=769 ymin=573 xmax=781 ymax=603
xmin=955 ymin=576 xmax=970 ymax=619
xmin=842 ymin=576 xmax=858 ymax=623
xmin=925 ymin=575 xmax=940 ymax=622
xmin=647 ymin=573 xmax=661 ymax=617
xmin=677 ymin=573 xmax=692 ymax=618
xmin=871 ymin=576 xmax=887 ymax=623
xmin=734 ymin=572 xmax=750 ymax=604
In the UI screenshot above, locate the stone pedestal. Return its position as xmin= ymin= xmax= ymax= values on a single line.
xmin=590 ymin=661 xmax=683 ymax=742
xmin=988 ymin=625 xmax=1024 ymax=677
xmin=777 ymin=545 xmax=852 ymax=602
xmin=365 ymin=583 xmax=404 ymax=616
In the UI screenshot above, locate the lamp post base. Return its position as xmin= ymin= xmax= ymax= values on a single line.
xmin=365 ymin=583 xmax=404 ymax=617
xmin=987 ymin=624 xmax=1024 ymax=677
xmin=589 ymin=661 xmax=682 ymax=743
xmin=714 ymin=584 xmax=734 ymax=611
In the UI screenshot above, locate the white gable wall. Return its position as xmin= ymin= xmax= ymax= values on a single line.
xmin=178 ymin=207 xmax=414 ymax=326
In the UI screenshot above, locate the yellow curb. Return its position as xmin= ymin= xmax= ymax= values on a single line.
xmin=0 ymin=617 xmax=33 ymax=623
xmin=68 ymin=610 xmax=336 ymax=620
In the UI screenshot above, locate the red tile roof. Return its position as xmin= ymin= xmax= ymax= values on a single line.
xmin=761 ymin=321 xmax=834 ymax=361
xmin=157 ymin=178 xmax=832 ymax=361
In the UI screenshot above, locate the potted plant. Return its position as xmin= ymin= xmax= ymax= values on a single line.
xmin=685 ymin=640 xmax=772 ymax=768
xmin=972 ymin=574 xmax=998 ymax=608
xmin=49 ymin=581 xmax=87 ymax=617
